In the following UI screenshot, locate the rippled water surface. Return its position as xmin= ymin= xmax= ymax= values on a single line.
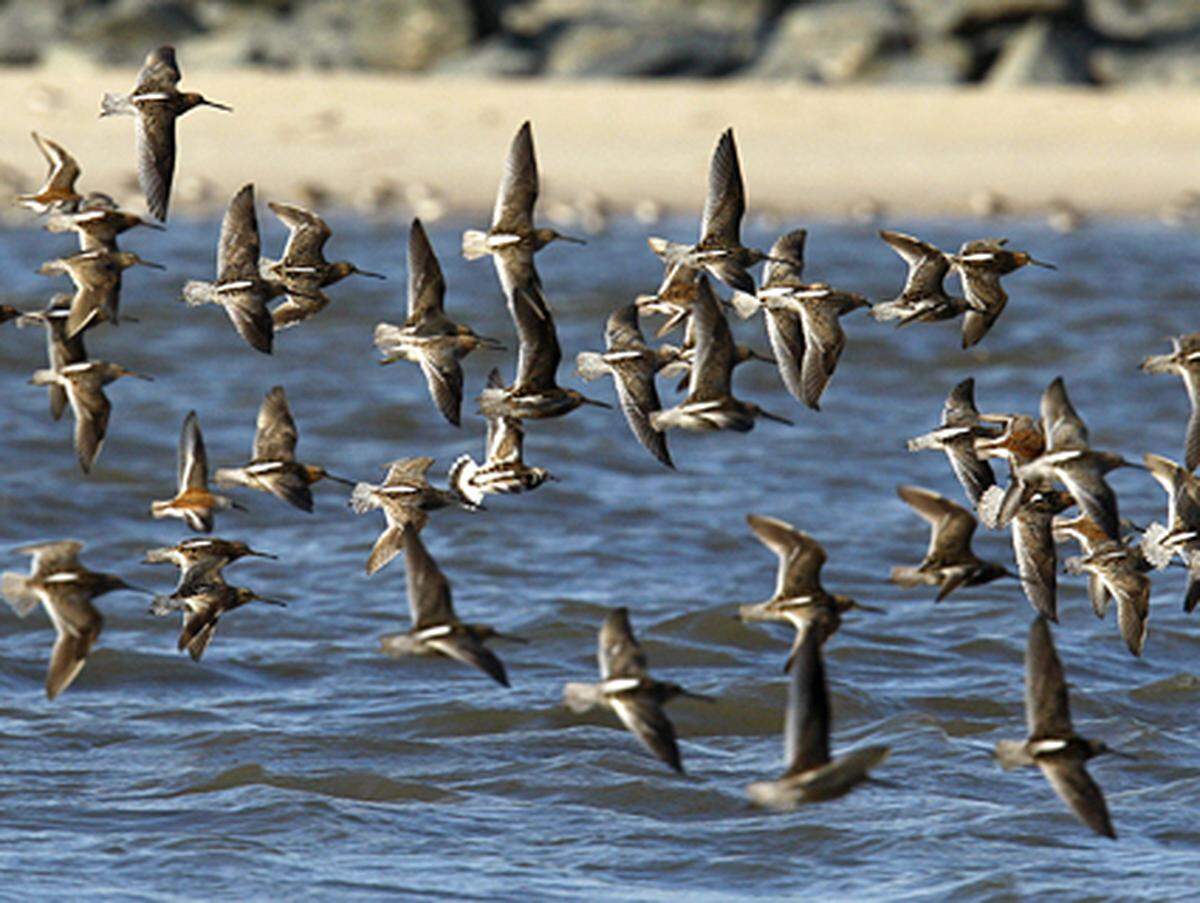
xmin=2 ymin=216 xmax=1199 ymax=899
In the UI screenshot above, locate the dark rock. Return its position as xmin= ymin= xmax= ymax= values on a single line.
xmin=900 ymin=0 xmax=1070 ymax=36
xmin=1085 ymin=0 xmax=1200 ymax=41
xmin=984 ymin=17 xmax=1094 ymax=86
xmin=862 ymin=38 xmax=975 ymax=84
xmin=0 ymin=0 xmax=71 ymax=65
xmin=543 ymin=21 xmax=753 ymax=77
xmin=504 ymin=0 xmax=772 ymax=37
xmin=1092 ymin=39 xmax=1200 ymax=85
xmin=749 ymin=0 xmax=908 ymax=83
xmin=435 ymin=33 xmax=544 ymax=76
xmin=65 ymin=0 xmax=204 ymax=65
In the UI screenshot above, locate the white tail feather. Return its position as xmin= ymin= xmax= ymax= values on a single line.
xmin=182 ymin=280 xmax=217 ymax=307
xmin=461 ymin=230 xmax=490 ymax=261
xmin=575 ymin=351 xmax=608 ymax=382
xmin=1 ymin=573 xmax=40 ymax=617
xmin=349 ymin=482 xmax=380 ymax=514
xmin=448 ymin=455 xmax=484 ymax=507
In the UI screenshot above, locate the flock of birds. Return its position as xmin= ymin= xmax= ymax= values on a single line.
xmin=2 ymin=46 xmax=1198 ymax=837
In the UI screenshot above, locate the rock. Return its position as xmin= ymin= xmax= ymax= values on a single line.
xmin=862 ymin=37 xmax=976 ymax=84
xmin=0 ymin=0 xmax=71 ymax=66
xmin=900 ymin=0 xmax=1069 ymax=36
xmin=1091 ymin=40 xmax=1200 ymax=85
xmin=750 ymin=0 xmax=908 ymax=83
xmin=1085 ymin=0 xmax=1200 ymax=41
xmin=64 ymin=0 xmax=205 ymax=66
xmin=504 ymin=0 xmax=772 ymax=37
xmin=984 ymin=17 xmax=1093 ymax=86
xmin=544 ymin=21 xmax=753 ymax=77
xmin=435 ymin=34 xmax=544 ymax=77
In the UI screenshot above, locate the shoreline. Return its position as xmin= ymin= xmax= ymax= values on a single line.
xmin=1 ymin=68 xmax=1198 ymax=221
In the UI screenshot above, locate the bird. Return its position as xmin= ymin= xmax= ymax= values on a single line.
xmin=1053 ymin=513 xmax=1150 ymax=657
xmin=949 ymin=238 xmax=1055 ymax=348
xmin=144 ymin=537 xmax=276 ymax=595
xmin=1 ymin=540 xmax=144 ymax=698
xmin=575 ymin=303 xmax=674 ymax=468
xmin=350 ymin=457 xmax=469 ymax=576
xmin=871 ymin=229 xmax=966 ymax=328
xmin=44 ymin=203 xmax=163 ymax=253
xmin=263 ymin=200 xmax=385 ymax=330
xmin=17 ymin=295 xmax=86 ymax=421
xmin=907 ymin=377 xmax=998 ymax=507
xmin=29 ymin=360 xmax=151 ymax=473
xmin=449 ymin=398 xmax=554 ymax=508
xmin=1140 ymin=334 xmax=1200 ymax=471
xmin=563 ymin=607 xmax=710 ymax=773
xmin=151 ymin=579 xmax=284 ymax=662
xmin=0 ymin=304 xmax=18 ymax=327
xmin=634 ymin=259 xmax=702 ymax=338
xmin=214 ymin=385 xmax=355 ymax=513
xmin=741 ymin=229 xmax=808 ymax=402
xmin=650 ymin=276 xmax=791 ymax=433
xmin=478 ymin=284 xmax=610 ymax=421
xmin=14 ymin=132 xmax=83 ymax=214
xmin=100 ymin=45 xmax=232 ymax=221
xmin=1007 ymin=488 xmax=1076 ymax=622
xmin=38 ymin=248 xmax=164 ymax=338
xmin=995 ymin=617 xmax=1119 ymax=839
xmin=374 ymin=218 xmax=502 ymax=426
xmin=747 ymin=627 xmax=889 ymax=809
xmin=738 ymin=514 xmax=879 ymax=668
xmin=1141 ymin=452 xmax=1200 ymax=612
xmin=891 ymin=485 xmax=1015 ymax=601
xmin=461 ymin=120 xmax=584 ymax=292
xmin=379 ymin=527 xmax=520 ymax=687
xmin=647 ymin=128 xmax=771 ymax=296
xmin=182 ymin=183 xmax=277 ymax=354
xmin=150 ymin=411 xmax=241 ymax=532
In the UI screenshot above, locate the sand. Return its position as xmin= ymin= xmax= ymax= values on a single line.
xmin=1 ymin=65 xmax=1197 ymax=220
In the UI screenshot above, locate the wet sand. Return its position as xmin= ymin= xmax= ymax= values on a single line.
xmin=1 ymin=66 xmax=1197 ymax=218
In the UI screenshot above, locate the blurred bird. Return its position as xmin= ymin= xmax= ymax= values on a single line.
xmin=151 ymin=411 xmax=240 ymax=532
xmin=44 ymin=204 xmax=163 ymax=253
xmin=144 ymin=537 xmax=275 ymax=595
xmin=1141 ymin=452 xmax=1200 ymax=613
xmin=949 ymin=238 xmax=1055 ymax=348
xmin=39 ymin=249 xmax=163 ymax=338
xmin=1140 ymin=334 xmax=1200 ymax=471
xmin=907 ymin=377 xmax=998 ymax=507
xmin=151 ymin=579 xmax=284 ymax=662
xmin=14 ymin=132 xmax=82 ymax=214
xmin=872 ymin=230 xmax=965 ymax=327
xmin=449 ymin=397 xmax=554 ymax=508
xmin=17 ymin=295 xmax=86 ymax=420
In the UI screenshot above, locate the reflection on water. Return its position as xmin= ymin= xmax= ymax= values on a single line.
xmin=1 ymin=217 xmax=1199 ymax=897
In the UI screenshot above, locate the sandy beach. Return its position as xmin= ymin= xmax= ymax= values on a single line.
xmin=1 ymin=66 xmax=1197 ymax=219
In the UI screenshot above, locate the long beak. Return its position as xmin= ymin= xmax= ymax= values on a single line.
xmin=582 ymin=395 xmax=612 ymax=409
xmin=478 ymin=335 xmax=506 ymax=351
xmin=1028 ymin=258 xmax=1057 ymax=270
xmin=544 ymin=472 xmax=560 ymax=482
xmin=129 ymin=371 xmax=155 ymax=381
xmin=248 ymin=549 xmax=278 ymax=560
xmin=231 ymin=500 xmax=248 ymax=512
xmin=322 ymin=471 xmax=357 ymax=487
xmin=1106 ymin=747 xmax=1137 ymax=760
xmin=758 ymin=408 xmax=794 ymax=426
xmin=352 ymin=266 xmax=386 ymax=280
xmin=253 ymin=595 xmax=287 ymax=607
xmin=204 ymin=100 xmax=234 ymax=112
xmin=559 ymin=234 xmax=586 ymax=245
xmin=137 ymin=259 xmax=166 ymax=270
xmin=143 ymin=221 xmax=166 ymax=231
xmin=853 ymin=601 xmax=885 ymax=613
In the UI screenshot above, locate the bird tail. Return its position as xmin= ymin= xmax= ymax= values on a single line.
xmin=182 ymin=280 xmax=217 ymax=307
xmin=888 ymin=566 xmax=927 ymax=588
xmin=448 ymin=455 xmax=485 ymax=508
xmin=1 ymin=573 xmax=40 ymax=617
xmin=348 ymin=482 xmax=379 ymax=515
xmin=372 ymin=323 xmax=406 ymax=362
xmin=100 ymin=92 xmax=134 ymax=117
xmin=562 ymin=681 xmax=601 ymax=713
xmin=905 ymin=430 xmax=943 ymax=453
xmin=575 ymin=351 xmax=608 ymax=382
xmin=461 ymin=229 xmax=490 ymax=261
xmin=729 ymin=291 xmax=761 ymax=320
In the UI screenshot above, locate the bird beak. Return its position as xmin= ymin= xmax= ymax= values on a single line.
xmin=128 ymin=370 xmax=154 ymax=381
xmin=1028 ymin=257 xmax=1057 ymax=270
xmin=559 ymin=234 xmax=586 ymax=245
xmin=581 ymin=395 xmax=613 ymax=409
xmin=352 ymin=266 xmax=386 ymax=280
xmin=322 ymin=472 xmax=358 ymax=487
xmin=137 ymin=259 xmax=166 ymax=270
xmin=479 ymin=335 xmax=506 ymax=351
xmin=249 ymin=549 xmax=278 ymax=559
xmin=144 ymin=221 xmax=166 ymax=231
xmin=1106 ymin=747 xmax=1137 ymax=760
xmin=253 ymin=595 xmax=287 ymax=607
xmin=682 ymin=689 xmax=716 ymax=703
xmin=854 ymin=601 xmax=885 ymax=613
xmin=204 ymin=99 xmax=234 ymax=112
xmin=231 ymin=500 xmax=248 ymax=512
xmin=758 ymin=408 xmax=794 ymax=426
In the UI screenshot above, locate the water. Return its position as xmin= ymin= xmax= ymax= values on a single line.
xmin=1 ymin=215 xmax=1199 ymax=899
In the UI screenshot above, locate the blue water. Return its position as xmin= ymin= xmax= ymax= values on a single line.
xmin=1 ymin=215 xmax=1199 ymax=899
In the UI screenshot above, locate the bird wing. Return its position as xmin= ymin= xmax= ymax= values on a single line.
xmin=406 ymin=217 xmax=446 ymax=320
xmin=1057 ymin=463 xmax=1120 ymax=543
xmin=1012 ymin=510 xmax=1058 ymax=622
xmin=685 ymin=277 xmax=734 ymax=402
xmin=491 ymin=120 xmax=537 ymax=234
xmin=879 ymin=229 xmax=950 ymax=298
xmin=486 ymin=415 xmax=524 ymax=465
xmin=1040 ymin=377 xmax=1089 ymax=451
xmin=798 ymin=299 xmax=847 ymax=410
xmin=18 ymin=540 xmax=84 ymax=579
xmin=418 ymin=348 xmax=464 ymax=428
xmin=67 ymin=375 xmax=111 ymax=474
xmin=761 ymin=229 xmax=806 ymax=286
xmin=427 ymin=630 xmax=510 ymax=688
xmin=1037 ymin=760 xmax=1116 ymax=839
xmin=252 ymin=386 xmax=299 ymax=462
xmin=897 ymin=485 xmax=977 ymax=562
xmin=945 ymin=436 xmax=996 ymax=508
xmin=1025 ymin=616 xmax=1074 ymax=739
xmin=511 ymin=283 xmax=561 ymax=392
xmin=178 ymin=409 xmax=208 ymax=491
xmin=1182 ymin=369 xmax=1200 ymax=471
xmin=610 ymin=692 xmax=683 ymax=773
xmin=604 ymin=303 xmax=647 ymax=350
xmin=598 ymin=607 xmax=648 ymax=680
xmin=223 ymin=291 xmax=274 ymax=354
xmin=383 ymin=456 xmax=435 ymax=486
xmin=43 ymin=586 xmax=103 ymax=700
xmin=610 ymin=357 xmax=673 ymax=468
xmin=268 ymin=201 xmax=331 ymax=266
xmin=134 ymin=104 xmax=175 ymax=221
xmin=699 ymin=128 xmax=745 ymax=246
xmin=746 ymin=514 xmax=826 ymax=598
xmin=134 ymin=46 xmax=182 ymax=92
xmin=1111 ymin=567 xmax=1149 ymax=657
xmin=784 ymin=626 xmax=831 ymax=774
xmin=402 ymin=528 xmax=456 ymax=628
xmin=216 ymin=184 xmax=261 ymax=282
xmin=763 ymin=307 xmax=805 ymax=402
xmin=943 ymin=377 xmax=981 ymax=427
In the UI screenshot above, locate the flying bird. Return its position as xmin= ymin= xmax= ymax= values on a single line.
xmin=150 ymin=411 xmax=241 ymax=532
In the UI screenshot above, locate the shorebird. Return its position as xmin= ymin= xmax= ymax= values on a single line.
xmin=650 ymin=276 xmax=791 ymax=433
xmin=950 ymin=238 xmax=1055 ymax=348
xmin=182 ymin=183 xmax=277 ymax=354
xmin=1054 ymin=513 xmax=1150 ymax=657
xmin=1016 ymin=377 xmax=1141 ymax=543
xmin=379 ymin=528 xmax=519 ymax=687
xmin=872 ymin=230 xmax=966 ymax=328
xmin=264 ymin=200 xmax=384 ymax=329
xmin=100 ymin=45 xmax=232 ymax=220
xmin=1141 ymin=452 xmax=1200 ymax=612
xmin=14 ymin=132 xmax=82 ymax=214
xmin=151 ymin=579 xmax=284 ymax=662
xmin=1007 ymin=488 xmax=1076 ymax=622
xmin=29 ymin=360 xmax=150 ymax=473
xmin=634 ymin=259 xmax=701 ymax=338
xmin=449 ymin=399 xmax=554 ymax=507
xmin=478 ymin=284 xmax=610 ymax=421
xmin=39 ymin=249 xmax=164 ymax=338
xmin=563 ymin=607 xmax=710 ymax=773
xmin=1140 ymin=334 xmax=1200 ymax=471
xmin=737 ymin=229 xmax=807 ymax=401
xmin=995 ymin=617 xmax=1119 ymax=839
xmin=974 ymin=411 xmax=1048 ymax=529
xmin=907 ymin=378 xmax=998 ymax=507
xmin=144 ymin=537 xmax=275 ymax=594
xmin=575 ymin=303 xmax=674 ymax=468
xmin=214 ymin=386 xmax=354 ymax=513
xmin=747 ymin=628 xmax=889 ymax=809
xmin=1 ymin=540 xmax=144 ymax=698
xmin=461 ymin=120 xmax=584 ymax=294
xmin=738 ymin=514 xmax=878 ymax=667
xmin=17 ymin=295 xmax=86 ymax=420
xmin=44 ymin=204 xmax=163 ymax=253
xmin=350 ymin=457 xmax=468 ymax=576
xmin=891 ymin=486 xmax=1014 ymax=601
xmin=374 ymin=218 xmax=502 ymax=426
xmin=647 ymin=128 xmax=771 ymax=296
xmin=150 ymin=411 xmax=240 ymax=532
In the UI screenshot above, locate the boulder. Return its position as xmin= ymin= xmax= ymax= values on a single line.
xmin=1085 ymin=0 xmax=1200 ymax=41
xmin=543 ymin=21 xmax=753 ymax=77
xmin=435 ymin=34 xmax=544 ymax=77
xmin=1092 ymin=40 xmax=1200 ymax=85
xmin=862 ymin=38 xmax=976 ymax=84
xmin=0 ymin=0 xmax=71 ymax=66
xmin=984 ymin=17 xmax=1093 ymax=86
xmin=750 ymin=0 xmax=908 ymax=83
xmin=900 ymin=0 xmax=1070 ymax=36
